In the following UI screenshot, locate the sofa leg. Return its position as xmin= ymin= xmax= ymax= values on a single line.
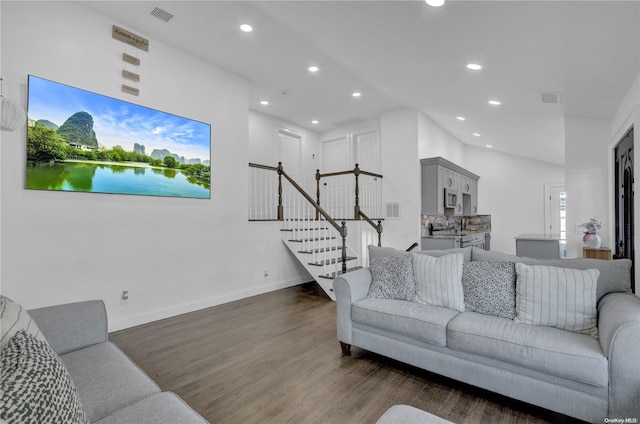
xmin=340 ymin=341 xmax=351 ymax=356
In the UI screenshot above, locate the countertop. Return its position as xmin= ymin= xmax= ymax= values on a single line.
xmin=422 ymin=230 xmax=487 ymax=239
xmin=514 ymin=233 xmax=562 ymax=241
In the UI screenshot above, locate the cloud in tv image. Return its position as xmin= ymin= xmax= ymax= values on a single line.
xmin=26 ymin=75 xmax=211 ymax=199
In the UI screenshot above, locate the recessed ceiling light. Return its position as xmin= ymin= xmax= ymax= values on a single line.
xmin=456 ymin=116 xmax=466 ymax=121
xmin=352 ymin=92 xmax=362 ymax=97
xmin=425 ymin=0 xmax=445 ymax=6
xmin=260 ymin=100 xmax=269 ymax=106
xmin=473 ymin=133 xmax=481 ymax=137
xmin=488 ymin=100 xmax=502 ymax=106
xmin=311 ymin=120 xmax=319 ymax=125
xmin=486 ymin=144 xmax=493 ymax=148
xmin=466 ymin=63 xmax=482 ymax=71
xmin=240 ymin=24 xmax=253 ymax=33
xmin=308 ymin=66 xmax=319 ymax=73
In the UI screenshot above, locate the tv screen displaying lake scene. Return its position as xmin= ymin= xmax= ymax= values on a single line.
xmin=26 ymin=75 xmax=211 ymax=199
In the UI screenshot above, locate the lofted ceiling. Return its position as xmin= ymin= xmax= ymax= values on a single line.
xmin=80 ymin=1 xmax=640 ymax=165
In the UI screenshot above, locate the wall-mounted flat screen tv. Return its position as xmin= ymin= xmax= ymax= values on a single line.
xmin=26 ymin=75 xmax=211 ymax=199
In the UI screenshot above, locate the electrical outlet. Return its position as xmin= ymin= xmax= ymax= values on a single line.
xmin=264 ymin=269 xmax=269 ymax=277
xmin=120 ymin=290 xmax=129 ymax=305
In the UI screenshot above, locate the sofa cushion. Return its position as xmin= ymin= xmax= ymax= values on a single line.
xmin=515 ymin=263 xmax=599 ymax=336
xmin=1 ymin=330 xmax=89 ymax=424
xmin=462 ymin=261 xmax=516 ymax=319
xmin=352 ymin=298 xmax=459 ymax=347
xmin=368 ymin=253 xmax=416 ymax=301
xmin=471 ymin=247 xmax=631 ymax=301
xmin=1 ymin=296 xmax=48 ymax=349
xmin=61 ymin=342 xmax=160 ymax=422
xmin=447 ymin=312 xmax=608 ymax=387
xmin=413 ymin=253 xmax=465 ymax=312
xmin=93 ymin=392 xmax=207 ymax=424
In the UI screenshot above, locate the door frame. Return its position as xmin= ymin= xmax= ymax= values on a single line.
xmin=613 ymin=125 xmax=635 ymax=293
xmin=544 ymin=183 xmax=565 ymax=236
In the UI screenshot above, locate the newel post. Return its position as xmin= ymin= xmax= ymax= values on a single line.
xmin=277 ymin=162 xmax=284 ymax=221
xmin=377 ymin=220 xmax=383 ymax=247
xmin=354 ymin=163 xmax=361 ymax=219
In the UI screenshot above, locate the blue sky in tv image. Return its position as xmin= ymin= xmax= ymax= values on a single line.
xmin=27 ymin=75 xmax=210 ymax=163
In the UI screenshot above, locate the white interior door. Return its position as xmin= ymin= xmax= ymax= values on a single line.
xmin=277 ymin=129 xmax=302 ymax=181
xmin=354 ymin=130 xmax=380 ymax=173
xmin=321 ymin=136 xmax=352 ymax=217
xmin=545 ymin=184 xmax=567 ymax=258
xmin=322 ymin=136 xmax=352 ymax=172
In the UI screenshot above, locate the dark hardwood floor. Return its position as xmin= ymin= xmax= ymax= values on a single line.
xmin=110 ymin=283 xmax=585 ymax=424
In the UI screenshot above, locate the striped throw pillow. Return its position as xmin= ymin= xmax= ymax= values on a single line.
xmin=515 ymin=263 xmax=599 ymax=336
xmin=412 ymin=252 xmax=465 ymax=312
xmin=1 ymin=296 xmax=48 ymax=349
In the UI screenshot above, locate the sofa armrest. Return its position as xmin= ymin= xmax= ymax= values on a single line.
xmin=29 ymin=300 xmax=108 ymax=355
xmin=598 ymin=292 xmax=640 ymax=419
xmin=333 ymin=268 xmax=372 ymax=347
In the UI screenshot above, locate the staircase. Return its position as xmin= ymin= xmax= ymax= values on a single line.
xmin=280 ymin=219 xmax=361 ymax=300
xmin=249 ymin=162 xmax=383 ymax=300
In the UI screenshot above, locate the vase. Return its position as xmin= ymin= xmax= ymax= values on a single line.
xmin=584 ymin=232 xmax=602 ymax=249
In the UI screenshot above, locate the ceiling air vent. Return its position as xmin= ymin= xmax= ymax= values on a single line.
xmin=540 ymin=91 xmax=562 ymax=105
xmin=150 ymin=6 xmax=174 ymax=23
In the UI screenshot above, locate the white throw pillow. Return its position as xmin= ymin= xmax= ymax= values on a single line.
xmin=412 ymin=252 xmax=465 ymax=312
xmin=0 ymin=296 xmax=48 ymax=349
xmin=515 ymin=263 xmax=599 ymax=336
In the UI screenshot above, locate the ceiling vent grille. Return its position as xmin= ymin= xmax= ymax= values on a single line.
xmin=540 ymin=91 xmax=562 ymax=104
xmin=150 ymin=7 xmax=174 ymax=22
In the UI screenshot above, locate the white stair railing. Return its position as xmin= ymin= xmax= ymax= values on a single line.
xmin=315 ymin=164 xmax=383 ymax=221
xmin=249 ymin=162 xmax=385 ymax=297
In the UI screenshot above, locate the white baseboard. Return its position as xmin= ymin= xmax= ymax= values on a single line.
xmin=108 ymin=278 xmax=304 ymax=332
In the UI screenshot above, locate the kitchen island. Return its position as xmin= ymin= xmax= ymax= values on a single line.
xmin=515 ymin=233 xmax=563 ymax=259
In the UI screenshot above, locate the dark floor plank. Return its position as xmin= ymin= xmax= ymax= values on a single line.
xmin=109 ymin=283 xmax=585 ymax=424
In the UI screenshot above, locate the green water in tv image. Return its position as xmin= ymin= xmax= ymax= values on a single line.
xmin=26 ymin=161 xmax=210 ymax=199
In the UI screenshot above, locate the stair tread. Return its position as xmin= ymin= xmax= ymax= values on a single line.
xmin=288 ymin=236 xmax=337 ymax=242
xmin=308 ymin=256 xmax=357 ymax=266
xmin=298 ymin=246 xmax=345 ymax=254
xmin=319 ymin=266 xmax=363 ymax=279
xmin=281 ymin=228 xmax=329 ymax=232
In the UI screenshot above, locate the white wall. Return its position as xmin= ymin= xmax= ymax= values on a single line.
xmin=249 ymin=110 xmax=320 ymax=193
xmin=564 ymin=116 xmax=611 ymax=258
xmin=0 ymin=2 xmax=310 ymax=331
xmin=418 ymin=111 xmax=465 ymax=166
xmin=464 ymin=146 xmax=565 ymax=255
xmin=379 ymin=109 xmax=422 ymax=250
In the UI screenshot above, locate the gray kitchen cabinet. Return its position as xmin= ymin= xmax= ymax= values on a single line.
xmin=421 ymin=157 xmax=479 ymax=216
xmin=471 ymin=180 xmax=478 ymax=215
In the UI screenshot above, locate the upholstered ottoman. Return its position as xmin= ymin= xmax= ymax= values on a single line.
xmin=376 ymin=405 xmax=453 ymax=424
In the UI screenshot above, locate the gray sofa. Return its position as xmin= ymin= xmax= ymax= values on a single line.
xmin=334 ymin=246 xmax=640 ymax=423
xmin=2 ymin=298 xmax=207 ymax=424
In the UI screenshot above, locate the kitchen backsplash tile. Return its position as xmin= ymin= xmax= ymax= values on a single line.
xmin=421 ymin=214 xmax=491 ymax=236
